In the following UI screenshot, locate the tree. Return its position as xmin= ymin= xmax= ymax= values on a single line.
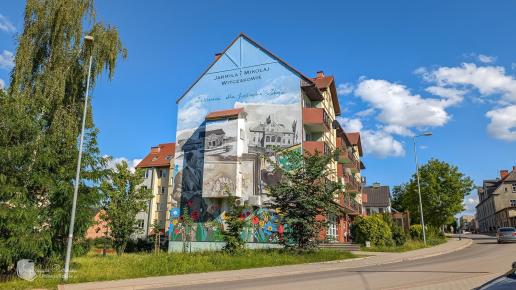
xmin=99 ymin=161 xmax=152 ymax=255
xmin=222 ymin=196 xmax=246 ymax=254
xmin=391 ymin=159 xmax=474 ymax=228
xmin=266 ymin=149 xmax=342 ymax=250
xmin=0 ymin=0 xmax=126 ymax=273
xmin=179 ymin=207 xmax=194 ymax=253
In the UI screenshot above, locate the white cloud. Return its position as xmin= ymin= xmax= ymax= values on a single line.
xmin=423 ymin=63 xmax=516 ymax=103
xmin=337 ymin=82 xmax=354 ymax=96
xmin=425 ymin=86 xmax=465 ymax=106
xmin=105 ymin=156 xmax=142 ymax=173
xmin=383 ymin=125 xmax=414 ymax=137
xmin=0 ymin=50 xmax=14 ymax=70
xmin=477 ymin=54 xmax=496 ymax=64
xmin=462 ymin=195 xmax=479 ymax=215
xmin=177 ymin=97 xmax=208 ymax=130
xmin=337 ymin=117 xmax=363 ymax=132
xmin=355 ymin=79 xmax=456 ymax=128
xmin=337 ymin=117 xmax=405 ymax=158
xmin=485 ymin=105 xmax=516 ymax=141
xmin=354 ymin=107 xmax=376 ymax=117
xmin=0 ymin=78 xmax=4 ymax=89
xmin=361 ymin=130 xmax=405 ymax=158
xmin=0 ymin=14 xmax=15 ymax=33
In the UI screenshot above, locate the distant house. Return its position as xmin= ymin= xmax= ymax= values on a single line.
xmin=249 ymin=115 xmax=295 ymax=148
xmin=362 ymin=183 xmax=391 ymax=215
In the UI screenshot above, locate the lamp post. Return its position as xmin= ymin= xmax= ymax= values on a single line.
xmin=64 ymin=35 xmax=94 ymax=280
xmin=413 ymin=132 xmax=432 ymax=246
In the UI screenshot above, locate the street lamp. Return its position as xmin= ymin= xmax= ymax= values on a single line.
xmin=413 ymin=132 xmax=432 ymax=246
xmin=64 ymin=35 xmax=94 ymax=280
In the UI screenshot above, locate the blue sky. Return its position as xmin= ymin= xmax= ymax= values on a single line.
xmin=1 ymin=1 xmax=516 ymax=215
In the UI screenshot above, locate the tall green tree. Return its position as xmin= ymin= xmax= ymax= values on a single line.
xmin=391 ymin=159 xmax=474 ymax=227
xmin=266 ymin=149 xmax=342 ymax=250
xmin=99 ymin=161 xmax=152 ymax=255
xmin=0 ymin=0 xmax=126 ymax=273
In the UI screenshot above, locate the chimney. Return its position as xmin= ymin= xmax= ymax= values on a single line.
xmin=214 ymin=53 xmax=223 ymax=60
xmin=150 ymin=146 xmax=160 ymax=154
xmin=500 ymin=170 xmax=509 ymax=179
xmin=373 ymin=182 xmax=381 ymax=188
xmin=316 ymin=71 xmax=324 ymax=78
xmin=513 ymin=165 xmax=516 ymax=172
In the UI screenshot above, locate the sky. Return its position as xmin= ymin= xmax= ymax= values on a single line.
xmin=1 ymin=1 xmax=516 ymax=216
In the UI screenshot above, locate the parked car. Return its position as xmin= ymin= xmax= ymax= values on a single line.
xmin=477 ymin=262 xmax=516 ymax=289
xmin=496 ymin=227 xmax=516 ymax=244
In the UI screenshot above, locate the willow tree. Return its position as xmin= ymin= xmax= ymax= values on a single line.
xmin=0 ymin=0 xmax=126 ymax=273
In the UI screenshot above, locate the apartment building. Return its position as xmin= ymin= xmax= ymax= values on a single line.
xmin=166 ymin=33 xmax=365 ymax=250
xmin=135 ymin=142 xmax=175 ymax=237
xmin=476 ymin=166 xmax=516 ymax=232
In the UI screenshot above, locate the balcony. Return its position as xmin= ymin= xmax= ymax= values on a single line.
xmin=340 ymin=193 xmax=361 ymax=215
xmin=303 ymin=141 xmax=330 ymax=155
xmin=344 ymin=174 xmax=361 ymax=193
xmin=303 ymin=107 xmax=331 ymax=133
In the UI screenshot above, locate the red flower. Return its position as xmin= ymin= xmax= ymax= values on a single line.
xmin=278 ymin=224 xmax=284 ymax=234
xmin=251 ymin=216 xmax=260 ymax=225
xmin=187 ymin=200 xmax=193 ymax=207
xmin=191 ymin=210 xmax=200 ymax=221
xmin=174 ymin=229 xmax=180 ymax=234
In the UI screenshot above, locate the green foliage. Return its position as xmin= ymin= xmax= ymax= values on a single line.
xmin=391 ymin=225 xmax=407 ymax=246
xmin=99 ymin=161 xmax=152 ymax=255
xmin=391 ymin=159 xmax=474 ymax=227
xmin=352 ymin=215 xmax=393 ymax=246
xmin=266 ymin=149 xmax=342 ymax=250
xmin=0 ymin=249 xmax=356 ymax=289
xmin=409 ymin=224 xmax=424 ymax=240
xmin=0 ymin=0 xmax=126 ymax=274
xmin=222 ymin=197 xmax=246 ymax=254
xmin=179 ymin=207 xmax=194 ymax=253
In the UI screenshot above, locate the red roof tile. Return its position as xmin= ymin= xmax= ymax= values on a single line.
xmin=136 ymin=142 xmax=175 ymax=168
xmin=310 ymin=75 xmax=341 ymax=116
xmin=205 ymin=108 xmax=243 ymax=120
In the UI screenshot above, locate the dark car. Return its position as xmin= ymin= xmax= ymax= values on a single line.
xmin=477 ymin=262 xmax=516 ymax=290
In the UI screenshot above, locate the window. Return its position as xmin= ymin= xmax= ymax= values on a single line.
xmin=144 ymin=169 xmax=150 ymax=178
xmin=161 ymin=186 xmax=166 ymax=194
xmin=266 ymin=136 xmax=270 ymax=142
xmin=158 ymin=169 xmax=167 ymax=178
xmin=326 ymin=215 xmax=337 ymax=241
xmin=271 ymin=136 xmax=276 ymax=142
xmin=137 ymin=219 xmax=144 ymax=229
xmin=511 ymin=200 xmax=516 ymax=207
xmin=379 ymin=208 xmax=384 ymax=213
xmin=156 ymin=203 xmax=161 ymax=211
xmin=277 ymin=137 xmax=281 ymax=143
xmin=512 ymin=184 xmax=516 ymax=193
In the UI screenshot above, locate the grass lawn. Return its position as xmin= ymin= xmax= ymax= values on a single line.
xmin=1 ymin=249 xmax=356 ymax=290
xmin=360 ymin=238 xmax=447 ymax=252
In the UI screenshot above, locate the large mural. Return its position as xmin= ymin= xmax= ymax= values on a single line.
xmin=172 ymin=35 xmax=303 ymax=243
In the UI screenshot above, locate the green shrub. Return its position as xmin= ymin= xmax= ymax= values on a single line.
xmin=125 ymin=238 xmax=153 ymax=253
xmin=93 ymin=237 xmax=113 ymax=248
xmin=352 ymin=215 xmax=393 ymax=246
xmin=392 ymin=225 xmax=407 ymax=246
xmin=409 ymin=224 xmax=423 ymax=240
xmin=73 ymin=238 xmax=92 ymax=256
xmin=426 ymin=226 xmax=444 ymax=240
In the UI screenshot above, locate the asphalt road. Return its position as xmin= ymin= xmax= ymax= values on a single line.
xmin=167 ymin=234 xmax=516 ymax=290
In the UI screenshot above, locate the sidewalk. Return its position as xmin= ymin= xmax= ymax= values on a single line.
xmin=59 ymin=238 xmax=472 ymax=290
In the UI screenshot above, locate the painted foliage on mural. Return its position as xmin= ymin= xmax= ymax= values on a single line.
xmin=172 ymin=35 xmax=302 ymax=242
xmin=168 ymin=207 xmax=286 ymax=243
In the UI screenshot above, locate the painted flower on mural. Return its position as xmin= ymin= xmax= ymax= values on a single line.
xmin=191 ymin=210 xmax=200 ymax=221
xmin=170 ymin=208 xmax=180 ymax=218
xmin=259 ymin=220 xmax=265 ymax=228
xmin=172 ymin=219 xmax=179 ymax=225
xmin=278 ymin=224 xmax=284 ymax=234
xmin=263 ymin=222 xmax=277 ymax=235
xmin=244 ymin=210 xmax=251 ymax=217
xmin=174 ymin=228 xmax=181 ymax=234
xmin=251 ymin=216 xmax=260 ymax=225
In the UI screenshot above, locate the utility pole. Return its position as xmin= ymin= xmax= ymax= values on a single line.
xmin=413 ymin=132 xmax=432 ymax=246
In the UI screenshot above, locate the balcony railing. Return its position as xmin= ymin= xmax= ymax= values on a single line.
xmin=303 ymin=107 xmax=331 ymax=132
xmin=341 ymin=193 xmax=361 ymax=214
xmin=303 ymin=141 xmax=331 ymax=155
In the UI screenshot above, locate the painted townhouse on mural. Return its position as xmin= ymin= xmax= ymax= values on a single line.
xmin=136 ymin=33 xmax=366 ymax=251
